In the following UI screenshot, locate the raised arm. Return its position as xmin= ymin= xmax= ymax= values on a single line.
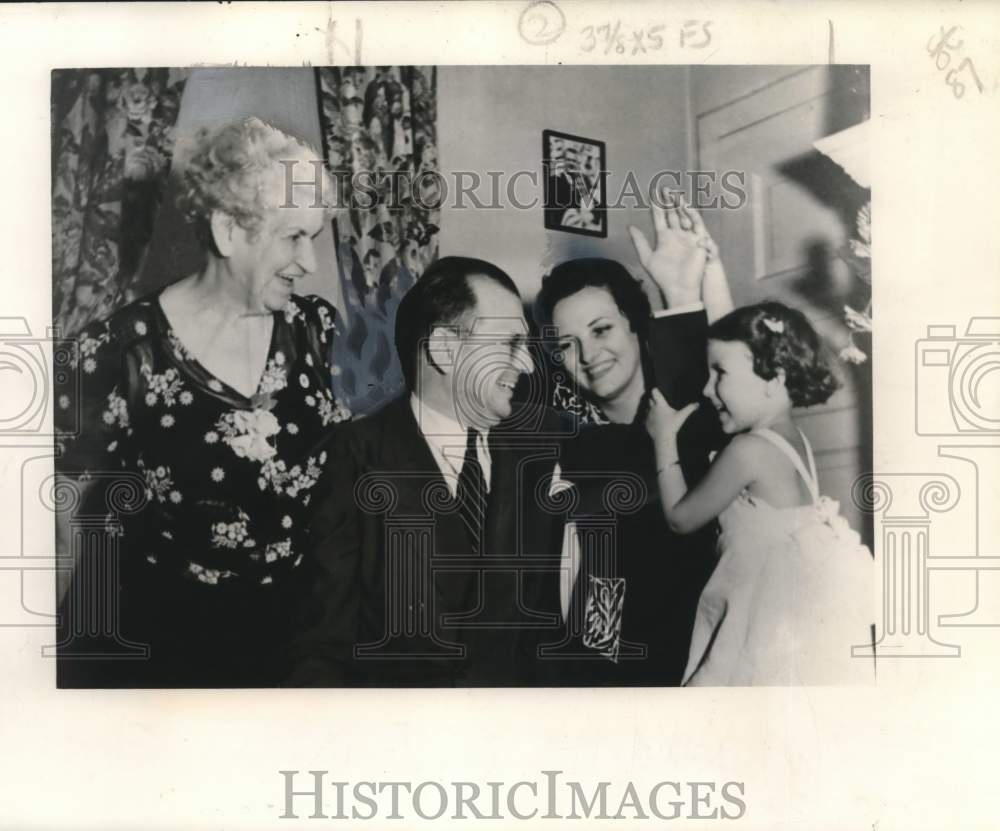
xmin=682 ymin=201 xmax=734 ymax=323
xmin=629 ymin=196 xmax=706 ymax=310
xmin=645 ymin=389 xmax=754 ymax=534
xmin=628 ymin=193 xmax=733 ymax=322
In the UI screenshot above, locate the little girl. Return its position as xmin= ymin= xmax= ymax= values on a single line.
xmin=646 ymin=301 xmax=874 ymax=686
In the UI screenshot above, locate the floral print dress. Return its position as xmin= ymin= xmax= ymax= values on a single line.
xmin=55 ymin=291 xmax=350 ymax=686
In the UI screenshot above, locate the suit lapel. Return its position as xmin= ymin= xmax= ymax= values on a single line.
xmin=377 ymin=397 xmax=476 ymax=618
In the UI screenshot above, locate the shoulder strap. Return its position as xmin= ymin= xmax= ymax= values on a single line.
xmin=798 ymin=428 xmax=820 ymax=494
xmin=751 ymin=427 xmax=819 ymax=502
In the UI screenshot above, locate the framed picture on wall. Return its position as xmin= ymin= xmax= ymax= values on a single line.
xmin=542 ymin=129 xmax=607 ymax=237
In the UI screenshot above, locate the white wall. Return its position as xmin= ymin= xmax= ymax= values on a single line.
xmin=142 ymin=66 xmax=692 ymax=310
xmin=437 ymin=66 xmax=692 ymax=303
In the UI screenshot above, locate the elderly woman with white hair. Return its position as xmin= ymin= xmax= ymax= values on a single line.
xmin=54 ymin=117 xmax=349 ymax=687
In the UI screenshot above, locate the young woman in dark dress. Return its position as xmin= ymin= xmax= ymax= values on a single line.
xmin=536 ymin=197 xmax=734 ymax=684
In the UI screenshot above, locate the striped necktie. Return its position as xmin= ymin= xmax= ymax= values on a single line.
xmin=455 ymin=427 xmax=488 ymax=553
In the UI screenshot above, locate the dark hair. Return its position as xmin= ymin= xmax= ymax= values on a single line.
xmin=707 ymin=301 xmax=840 ymax=407
xmin=535 ymin=258 xmax=651 ymax=341
xmin=394 ymin=256 xmax=520 ymax=390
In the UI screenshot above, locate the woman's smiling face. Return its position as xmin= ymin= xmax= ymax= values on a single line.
xmin=226 ymin=163 xmax=325 ymax=312
xmin=551 ymin=285 xmax=644 ymax=410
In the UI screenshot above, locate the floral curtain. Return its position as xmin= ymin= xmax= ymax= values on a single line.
xmin=52 ymin=68 xmax=188 ymax=337
xmin=315 ymin=66 xmax=439 ymax=417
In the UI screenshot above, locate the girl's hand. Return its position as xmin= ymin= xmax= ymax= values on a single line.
xmin=670 ymin=198 xmax=734 ymax=323
xmin=695 ymin=220 xmax=735 ymax=323
xmin=645 ymin=388 xmax=699 ymax=448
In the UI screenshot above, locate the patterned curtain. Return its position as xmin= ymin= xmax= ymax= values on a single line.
xmin=315 ymin=67 xmax=439 ymax=417
xmin=52 ymin=68 xmax=188 ymax=337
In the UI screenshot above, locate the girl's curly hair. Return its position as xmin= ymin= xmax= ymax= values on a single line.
xmin=707 ymin=301 xmax=840 ymax=407
xmin=176 ymin=117 xmax=335 ymax=245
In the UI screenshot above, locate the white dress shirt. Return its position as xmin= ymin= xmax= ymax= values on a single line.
xmin=410 ymin=395 xmax=491 ymax=497
xmin=411 ymin=394 xmax=580 ymax=617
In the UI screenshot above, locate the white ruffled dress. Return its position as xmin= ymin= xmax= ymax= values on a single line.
xmin=683 ymin=428 xmax=875 ymax=686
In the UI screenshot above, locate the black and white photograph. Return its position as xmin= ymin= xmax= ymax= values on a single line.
xmin=543 ymin=128 xmax=608 ymax=236
xmin=3 ymin=2 xmax=1000 ymax=829
xmin=49 ymin=63 xmax=874 ymax=689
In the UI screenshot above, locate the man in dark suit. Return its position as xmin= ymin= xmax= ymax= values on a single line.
xmin=292 ymin=198 xmax=732 ymax=687
xmin=291 ymin=256 xmax=568 ymax=686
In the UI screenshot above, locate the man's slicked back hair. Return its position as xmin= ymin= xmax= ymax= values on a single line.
xmin=394 ymin=256 xmax=520 ymax=390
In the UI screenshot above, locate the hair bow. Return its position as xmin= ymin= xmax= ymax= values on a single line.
xmin=763 ymin=317 xmax=785 ymax=334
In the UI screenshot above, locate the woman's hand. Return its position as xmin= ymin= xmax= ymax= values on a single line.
xmin=645 ymin=388 xmax=698 ymax=452
xmin=629 ymin=193 xmax=734 ymax=320
xmin=628 ymin=192 xmax=708 ymax=309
